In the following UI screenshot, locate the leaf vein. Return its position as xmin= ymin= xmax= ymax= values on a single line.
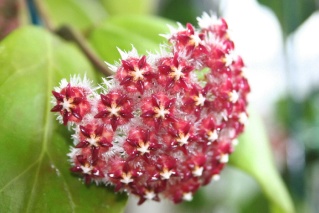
xmin=0 ymin=160 xmax=39 ymax=193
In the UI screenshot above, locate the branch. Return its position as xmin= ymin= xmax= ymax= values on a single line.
xmin=32 ymin=0 xmax=113 ymax=76
xmin=56 ymin=26 xmax=113 ymax=76
xmin=33 ymin=0 xmax=54 ymax=31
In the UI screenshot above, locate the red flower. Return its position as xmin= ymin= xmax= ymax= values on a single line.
xmin=168 ymin=178 xmax=200 ymax=203
xmin=107 ymin=160 xmax=141 ymax=191
xmin=116 ymin=55 xmax=155 ymax=94
xmin=95 ymin=91 xmax=133 ymax=131
xmin=156 ymin=155 xmax=177 ymax=180
xmin=198 ymin=116 xmax=220 ymax=145
xmin=51 ymin=12 xmax=250 ymax=205
xmin=51 ymin=83 xmax=90 ymax=125
xmin=182 ymin=84 xmax=207 ymax=118
xmin=164 ymin=120 xmax=196 ymax=150
xmin=132 ymin=185 xmax=162 ymax=205
xmin=170 ymin=23 xmax=208 ymax=57
xmin=140 ymin=93 xmax=176 ymax=130
xmin=75 ymin=124 xmax=113 ymax=163
xmin=187 ymin=154 xmax=207 ymax=177
xmin=158 ymin=53 xmax=193 ymax=90
xmin=70 ymin=155 xmax=104 ymax=184
xmin=124 ymin=128 xmax=160 ymax=160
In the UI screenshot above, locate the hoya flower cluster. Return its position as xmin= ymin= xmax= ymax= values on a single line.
xmin=51 ymin=12 xmax=250 ymax=204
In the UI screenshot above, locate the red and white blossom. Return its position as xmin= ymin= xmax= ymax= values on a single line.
xmin=51 ymin=12 xmax=250 ymax=205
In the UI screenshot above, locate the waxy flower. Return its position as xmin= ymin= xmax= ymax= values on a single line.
xmin=116 ymin=55 xmax=155 ymax=94
xmin=157 ymin=53 xmax=194 ymax=90
xmin=51 ymin=12 xmax=250 ymax=205
xmin=94 ymin=91 xmax=134 ymax=131
xmin=140 ymin=93 xmax=176 ymax=130
xmin=75 ymin=124 xmax=113 ymax=163
xmin=50 ymin=83 xmax=91 ymax=125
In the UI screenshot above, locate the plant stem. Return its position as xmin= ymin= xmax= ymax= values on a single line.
xmin=32 ymin=0 xmax=113 ymax=76
xmin=56 ymin=26 xmax=113 ymax=76
xmin=18 ymin=0 xmax=31 ymax=26
xmin=33 ymin=0 xmax=54 ymax=30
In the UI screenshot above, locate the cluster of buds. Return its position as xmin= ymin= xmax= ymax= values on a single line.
xmin=51 ymin=12 xmax=250 ymax=204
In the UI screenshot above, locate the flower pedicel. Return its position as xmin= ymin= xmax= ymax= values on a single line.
xmin=51 ymin=12 xmax=250 ymax=204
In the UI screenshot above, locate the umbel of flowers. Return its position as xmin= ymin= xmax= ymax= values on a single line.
xmin=51 ymin=12 xmax=250 ymax=204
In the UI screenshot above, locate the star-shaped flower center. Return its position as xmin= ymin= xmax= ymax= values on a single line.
xmin=182 ymin=192 xmax=193 ymax=201
xmin=170 ymin=66 xmax=184 ymax=81
xmin=219 ymin=153 xmax=229 ymax=163
xmin=136 ymin=141 xmax=150 ymax=155
xmin=228 ymin=90 xmax=239 ymax=103
xmin=62 ymin=97 xmax=73 ymax=112
xmin=192 ymin=166 xmax=204 ymax=177
xmin=194 ymin=93 xmax=206 ymax=106
xmin=160 ymin=168 xmax=175 ymax=180
xmin=212 ymin=174 xmax=220 ymax=181
xmin=154 ymin=105 xmax=169 ymax=119
xmin=87 ymin=135 xmax=99 ymax=147
xmin=144 ymin=190 xmax=156 ymax=200
xmin=120 ymin=172 xmax=134 ymax=184
xmin=107 ymin=102 xmax=121 ymax=116
xmin=190 ymin=34 xmax=202 ymax=47
xmin=176 ymin=133 xmax=190 ymax=146
xmin=207 ymin=130 xmax=218 ymax=143
xmin=81 ymin=164 xmax=93 ymax=174
xmin=130 ymin=67 xmax=145 ymax=82
xmin=239 ymin=112 xmax=248 ymax=124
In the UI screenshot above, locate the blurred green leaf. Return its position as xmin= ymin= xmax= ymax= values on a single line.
xmin=89 ymin=15 xmax=175 ymax=63
xmin=0 ymin=26 xmax=127 ymax=213
xmin=230 ymin=110 xmax=295 ymax=213
xmin=42 ymin=0 xmax=107 ymax=30
xmin=158 ymin=0 xmax=198 ymax=24
xmin=276 ymin=91 xmax=319 ymax=151
xmin=257 ymin=0 xmax=318 ymax=37
xmin=101 ymin=0 xmax=157 ymax=16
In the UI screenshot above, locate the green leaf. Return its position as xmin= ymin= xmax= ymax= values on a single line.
xmin=230 ymin=109 xmax=295 ymax=213
xmin=158 ymin=0 xmax=199 ymax=24
xmin=257 ymin=0 xmax=318 ymax=38
xmin=88 ymin=15 xmax=175 ymax=63
xmin=42 ymin=0 xmax=108 ymax=30
xmin=101 ymin=0 xmax=157 ymax=15
xmin=0 ymin=26 xmax=127 ymax=212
